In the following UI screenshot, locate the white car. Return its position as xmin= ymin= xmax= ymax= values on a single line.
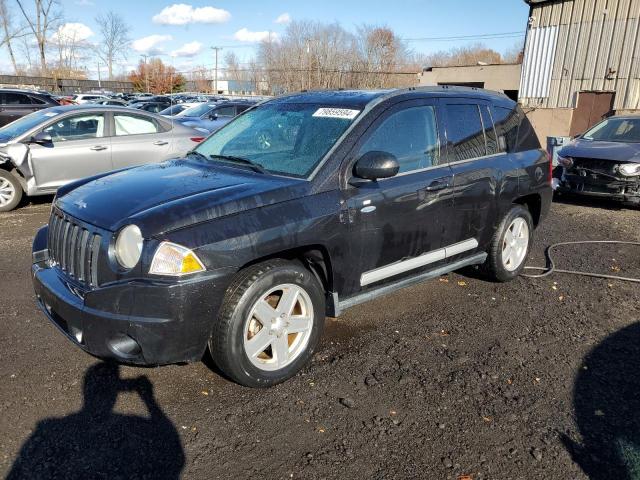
xmin=71 ymin=94 xmax=110 ymax=104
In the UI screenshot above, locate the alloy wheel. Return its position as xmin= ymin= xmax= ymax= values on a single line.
xmin=0 ymin=178 xmax=15 ymax=207
xmin=243 ymin=283 xmax=314 ymax=371
xmin=501 ymin=217 xmax=529 ymax=272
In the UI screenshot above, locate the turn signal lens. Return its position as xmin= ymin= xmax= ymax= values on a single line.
xmin=150 ymin=242 xmax=205 ymax=276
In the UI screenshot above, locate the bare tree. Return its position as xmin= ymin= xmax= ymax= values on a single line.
xmin=50 ymin=24 xmax=90 ymax=78
xmin=0 ymin=0 xmax=26 ymax=73
xmin=223 ymin=51 xmax=245 ymax=83
xmin=189 ymin=66 xmax=211 ymax=93
xmin=502 ymin=41 xmax=525 ymax=64
xmin=416 ymin=43 xmax=504 ymax=69
xmin=255 ymin=21 xmax=416 ymax=94
xmin=94 ymin=11 xmax=130 ymax=80
xmin=15 ymin=0 xmax=61 ymax=73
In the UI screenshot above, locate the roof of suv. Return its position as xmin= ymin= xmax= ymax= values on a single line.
xmin=0 ymin=88 xmax=54 ymax=96
xmin=271 ymin=86 xmax=514 ymax=109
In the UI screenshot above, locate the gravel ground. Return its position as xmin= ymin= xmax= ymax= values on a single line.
xmin=0 ymin=196 xmax=639 ymax=480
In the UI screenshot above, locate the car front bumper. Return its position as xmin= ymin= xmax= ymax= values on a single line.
xmin=32 ymin=226 xmax=234 ymax=366
xmin=557 ymin=174 xmax=640 ymax=204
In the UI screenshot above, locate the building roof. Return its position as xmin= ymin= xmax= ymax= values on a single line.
xmin=524 ymin=0 xmax=557 ymax=4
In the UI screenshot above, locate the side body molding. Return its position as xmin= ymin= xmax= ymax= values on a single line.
xmin=360 ymin=238 xmax=479 ymax=287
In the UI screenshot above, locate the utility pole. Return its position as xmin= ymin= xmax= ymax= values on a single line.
xmin=141 ymin=54 xmax=150 ymax=93
xmin=96 ymin=62 xmax=102 ymax=89
xmin=211 ymin=46 xmax=222 ymax=94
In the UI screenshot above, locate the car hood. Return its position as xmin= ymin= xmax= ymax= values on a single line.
xmin=559 ymin=138 xmax=640 ymax=163
xmin=56 ymin=158 xmax=307 ymax=236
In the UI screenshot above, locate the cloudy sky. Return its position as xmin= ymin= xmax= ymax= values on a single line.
xmin=10 ymin=0 xmax=530 ymax=77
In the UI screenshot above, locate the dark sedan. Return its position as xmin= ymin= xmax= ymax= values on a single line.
xmin=174 ymin=100 xmax=256 ymax=133
xmin=556 ymin=116 xmax=640 ymax=205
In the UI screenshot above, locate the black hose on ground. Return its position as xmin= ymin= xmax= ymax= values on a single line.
xmin=522 ymin=240 xmax=640 ymax=284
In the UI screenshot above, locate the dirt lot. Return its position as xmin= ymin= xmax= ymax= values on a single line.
xmin=1 ymin=196 xmax=639 ymax=480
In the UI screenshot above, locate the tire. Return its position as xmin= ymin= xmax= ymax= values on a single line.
xmin=483 ymin=205 xmax=534 ymax=282
xmin=0 ymin=170 xmax=23 ymax=212
xmin=208 ymin=259 xmax=325 ymax=387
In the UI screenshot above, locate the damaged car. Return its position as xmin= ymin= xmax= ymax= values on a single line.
xmin=556 ymin=115 xmax=640 ymax=205
xmin=0 ymin=105 xmax=205 ymax=211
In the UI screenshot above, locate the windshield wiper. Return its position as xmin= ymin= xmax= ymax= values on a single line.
xmin=186 ymin=150 xmax=208 ymax=161
xmin=208 ymin=154 xmax=266 ymax=174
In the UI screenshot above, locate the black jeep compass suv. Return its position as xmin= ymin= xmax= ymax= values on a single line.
xmin=32 ymin=87 xmax=551 ymax=387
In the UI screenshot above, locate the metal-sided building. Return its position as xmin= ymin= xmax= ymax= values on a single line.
xmin=521 ymin=0 xmax=640 ymax=141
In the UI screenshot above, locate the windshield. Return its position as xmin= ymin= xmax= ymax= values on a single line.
xmin=0 ymin=109 xmax=58 ymax=141
xmin=178 ymin=103 xmax=214 ymax=118
xmin=193 ymin=103 xmax=360 ymax=178
xmin=583 ymin=118 xmax=640 ymax=143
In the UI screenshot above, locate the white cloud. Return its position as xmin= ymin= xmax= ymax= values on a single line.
xmin=233 ymin=28 xmax=277 ymax=43
xmin=152 ymin=3 xmax=231 ymax=26
xmin=132 ymin=34 xmax=173 ymax=54
xmin=52 ymin=22 xmax=94 ymax=42
xmin=274 ymin=13 xmax=291 ymax=24
xmin=171 ymin=40 xmax=202 ymax=57
xmin=74 ymin=0 xmax=94 ymax=6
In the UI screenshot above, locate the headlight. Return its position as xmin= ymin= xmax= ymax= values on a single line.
xmin=619 ymin=163 xmax=640 ymax=176
xmin=115 ymin=224 xmax=143 ymax=269
xmin=557 ymin=155 xmax=573 ymax=168
xmin=150 ymin=241 xmax=205 ymax=276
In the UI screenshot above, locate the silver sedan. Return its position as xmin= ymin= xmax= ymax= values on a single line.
xmin=0 ymin=105 xmax=206 ymax=211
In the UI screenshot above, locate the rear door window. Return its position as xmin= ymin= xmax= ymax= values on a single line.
xmin=213 ymin=106 xmax=236 ymax=117
xmin=480 ymin=106 xmax=498 ymax=155
xmin=114 ymin=114 xmax=159 ymax=136
xmin=445 ymin=104 xmax=487 ymax=162
xmin=29 ymin=96 xmax=47 ymax=105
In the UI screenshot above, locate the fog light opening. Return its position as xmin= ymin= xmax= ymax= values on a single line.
xmin=108 ymin=334 xmax=142 ymax=359
xmin=69 ymin=325 xmax=83 ymax=344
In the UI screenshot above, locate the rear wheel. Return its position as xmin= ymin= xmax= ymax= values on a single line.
xmin=209 ymin=260 xmax=325 ymax=387
xmin=0 ymin=170 xmax=22 ymax=212
xmin=483 ymin=205 xmax=533 ymax=282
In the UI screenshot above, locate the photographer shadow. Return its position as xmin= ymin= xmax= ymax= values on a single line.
xmin=563 ymin=322 xmax=640 ymax=480
xmin=7 ymin=362 xmax=185 ymax=480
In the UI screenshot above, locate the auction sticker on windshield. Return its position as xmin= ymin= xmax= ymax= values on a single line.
xmin=312 ymin=108 xmax=360 ymax=120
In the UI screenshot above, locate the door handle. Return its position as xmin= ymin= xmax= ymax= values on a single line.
xmin=153 ymin=140 xmax=169 ymax=146
xmin=424 ymin=178 xmax=451 ymax=192
xmin=90 ymin=145 xmax=107 ymax=151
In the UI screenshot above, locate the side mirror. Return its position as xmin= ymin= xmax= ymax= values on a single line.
xmin=30 ymin=131 xmax=53 ymax=145
xmin=353 ymin=151 xmax=400 ymax=181
xmin=208 ymin=113 xmax=218 ymax=121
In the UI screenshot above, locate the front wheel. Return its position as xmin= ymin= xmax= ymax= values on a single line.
xmin=208 ymin=260 xmax=325 ymax=387
xmin=483 ymin=205 xmax=533 ymax=282
xmin=0 ymin=170 xmax=23 ymax=212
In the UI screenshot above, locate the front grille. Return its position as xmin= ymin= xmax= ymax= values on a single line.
xmin=48 ymin=211 xmax=102 ymax=288
xmin=570 ymin=158 xmax=620 ymax=178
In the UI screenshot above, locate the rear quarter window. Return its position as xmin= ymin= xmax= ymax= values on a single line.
xmin=492 ymin=105 xmax=541 ymax=153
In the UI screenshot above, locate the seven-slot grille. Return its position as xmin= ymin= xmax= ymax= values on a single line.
xmin=48 ymin=211 xmax=102 ymax=288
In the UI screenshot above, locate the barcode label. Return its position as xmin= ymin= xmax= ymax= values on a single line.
xmin=313 ymin=108 xmax=360 ymax=120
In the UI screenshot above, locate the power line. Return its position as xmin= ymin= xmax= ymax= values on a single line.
xmin=404 ymin=31 xmax=526 ymax=42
